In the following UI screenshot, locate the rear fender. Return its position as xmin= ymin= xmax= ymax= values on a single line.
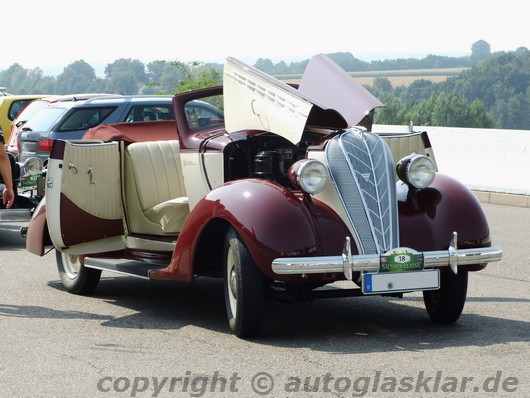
xmin=26 ymin=197 xmax=52 ymax=256
xmin=150 ymin=179 xmax=351 ymax=282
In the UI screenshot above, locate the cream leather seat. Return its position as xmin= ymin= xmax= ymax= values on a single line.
xmin=124 ymin=140 xmax=189 ymax=235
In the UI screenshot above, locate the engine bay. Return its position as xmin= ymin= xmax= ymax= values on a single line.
xmin=223 ymin=131 xmax=324 ymax=188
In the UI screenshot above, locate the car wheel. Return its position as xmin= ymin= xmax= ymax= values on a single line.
xmin=223 ymin=228 xmax=265 ymax=338
xmin=56 ymin=250 xmax=101 ymax=295
xmin=423 ymin=270 xmax=468 ymax=323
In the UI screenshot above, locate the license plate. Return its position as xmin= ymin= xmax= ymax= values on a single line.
xmin=362 ymin=269 xmax=440 ymax=294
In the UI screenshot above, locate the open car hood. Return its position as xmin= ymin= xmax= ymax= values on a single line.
xmin=223 ymin=54 xmax=384 ymax=144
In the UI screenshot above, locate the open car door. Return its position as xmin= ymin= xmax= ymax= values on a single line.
xmin=46 ymin=140 xmax=126 ymax=254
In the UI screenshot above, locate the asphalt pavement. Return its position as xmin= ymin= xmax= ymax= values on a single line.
xmin=0 ymin=203 xmax=528 ymax=398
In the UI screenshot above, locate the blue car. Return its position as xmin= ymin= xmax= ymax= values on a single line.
xmin=17 ymin=94 xmax=174 ymax=166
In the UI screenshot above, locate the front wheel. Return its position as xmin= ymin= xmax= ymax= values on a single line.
xmin=56 ymin=250 xmax=101 ymax=295
xmin=223 ymin=228 xmax=265 ymax=338
xmin=423 ymin=270 xmax=468 ymax=323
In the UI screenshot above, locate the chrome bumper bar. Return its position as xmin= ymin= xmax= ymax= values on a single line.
xmin=272 ymin=232 xmax=502 ymax=280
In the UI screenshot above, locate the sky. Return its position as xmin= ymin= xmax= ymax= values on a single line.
xmin=2 ymin=0 xmax=528 ymax=77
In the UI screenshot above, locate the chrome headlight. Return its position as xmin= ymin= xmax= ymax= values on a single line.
xmin=289 ymin=159 xmax=329 ymax=194
xmin=22 ymin=157 xmax=44 ymax=176
xmin=397 ymin=153 xmax=436 ymax=189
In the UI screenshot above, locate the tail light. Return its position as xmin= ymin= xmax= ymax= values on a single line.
xmin=38 ymin=139 xmax=54 ymax=153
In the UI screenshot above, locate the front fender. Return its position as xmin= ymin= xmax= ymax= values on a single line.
xmin=26 ymin=197 xmax=52 ymax=256
xmin=398 ymin=173 xmax=492 ymax=253
xmin=151 ymin=179 xmax=351 ymax=281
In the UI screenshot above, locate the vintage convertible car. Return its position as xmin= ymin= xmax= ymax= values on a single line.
xmin=26 ymin=55 xmax=502 ymax=338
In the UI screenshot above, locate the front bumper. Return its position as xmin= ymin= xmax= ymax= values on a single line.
xmin=272 ymin=232 xmax=502 ymax=280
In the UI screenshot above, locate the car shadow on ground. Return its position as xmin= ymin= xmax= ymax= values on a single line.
xmin=47 ymin=275 xmax=230 ymax=334
xmin=42 ymin=274 xmax=530 ymax=354
xmin=258 ymin=295 xmax=530 ymax=353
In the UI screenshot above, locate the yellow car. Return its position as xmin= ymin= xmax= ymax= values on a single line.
xmin=0 ymin=89 xmax=51 ymax=142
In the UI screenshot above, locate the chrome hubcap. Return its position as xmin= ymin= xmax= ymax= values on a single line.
xmin=229 ymin=267 xmax=238 ymax=300
xmin=226 ymin=246 xmax=238 ymax=317
xmin=63 ymin=253 xmax=80 ymax=278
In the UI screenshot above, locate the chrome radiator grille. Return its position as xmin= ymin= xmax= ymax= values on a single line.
xmin=326 ymin=129 xmax=399 ymax=254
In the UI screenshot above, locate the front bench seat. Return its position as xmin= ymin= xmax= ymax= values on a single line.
xmin=124 ymin=140 xmax=189 ymax=235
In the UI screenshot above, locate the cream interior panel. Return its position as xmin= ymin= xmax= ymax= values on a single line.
xmin=181 ymin=152 xmax=223 ymax=210
xmin=61 ymin=141 xmax=123 ymax=220
xmin=382 ymin=133 xmax=427 ymax=162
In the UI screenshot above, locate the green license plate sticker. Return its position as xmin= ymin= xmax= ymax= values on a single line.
xmin=20 ymin=174 xmax=39 ymax=187
xmin=379 ymin=248 xmax=424 ymax=272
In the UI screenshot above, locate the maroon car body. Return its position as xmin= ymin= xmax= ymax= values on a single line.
xmin=26 ymin=55 xmax=502 ymax=338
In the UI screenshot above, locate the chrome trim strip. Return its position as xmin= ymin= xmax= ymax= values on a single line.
xmin=272 ymin=232 xmax=503 ymax=279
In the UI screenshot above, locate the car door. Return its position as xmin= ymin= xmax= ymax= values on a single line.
xmin=46 ymin=140 xmax=126 ymax=254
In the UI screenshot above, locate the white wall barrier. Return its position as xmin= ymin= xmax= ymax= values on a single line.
xmin=374 ymin=125 xmax=530 ymax=197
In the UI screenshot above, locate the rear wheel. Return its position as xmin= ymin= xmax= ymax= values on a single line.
xmin=423 ymin=270 xmax=468 ymax=323
xmin=223 ymin=228 xmax=265 ymax=338
xmin=56 ymin=250 xmax=101 ymax=295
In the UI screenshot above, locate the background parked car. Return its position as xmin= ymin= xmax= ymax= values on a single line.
xmin=18 ymin=95 xmax=174 ymax=165
xmin=0 ymin=92 xmax=51 ymax=140
xmin=7 ymin=96 xmax=57 ymax=158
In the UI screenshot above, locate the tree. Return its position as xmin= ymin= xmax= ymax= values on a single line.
xmin=470 ymin=40 xmax=491 ymax=66
xmin=370 ymin=77 xmax=393 ymax=99
xmin=254 ymin=58 xmax=274 ymax=74
xmin=327 ymin=52 xmax=370 ymax=72
xmin=105 ymin=70 xmax=140 ymax=94
xmin=403 ymin=79 xmax=437 ymax=102
xmin=146 ymin=60 xmax=187 ymax=94
xmin=373 ymin=96 xmax=404 ymax=125
xmin=56 ymin=60 xmax=98 ymax=94
xmin=272 ymin=61 xmax=291 ymax=75
xmin=467 ymin=99 xmax=496 ymax=128
xmin=173 ymin=61 xmax=222 ymax=94
xmin=491 ymin=94 xmax=530 ymax=130
xmin=104 ymin=59 xmax=147 ymax=95
xmin=0 ymin=63 xmax=41 ymax=94
xmin=375 ymin=92 xmax=495 ymax=128
xmin=1 ymin=46 xmax=529 ymax=129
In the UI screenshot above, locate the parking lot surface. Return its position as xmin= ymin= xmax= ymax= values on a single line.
xmin=0 ymin=204 xmax=528 ymax=397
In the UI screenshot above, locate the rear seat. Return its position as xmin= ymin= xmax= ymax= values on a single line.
xmin=124 ymin=140 xmax=189 ymax=236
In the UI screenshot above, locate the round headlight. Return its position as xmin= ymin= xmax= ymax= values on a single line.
xmin=22 ymin=157 xmax=44 ymax=175
xmin=289 ymin=159 xmax=329 ymax=194
xmin=397 ymin=154 xmax=436 ymax=189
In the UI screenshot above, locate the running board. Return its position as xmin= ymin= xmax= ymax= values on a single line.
xmin=84 ymin=257 xmax=168 ymax=279
xmin=0 ymin=208 xmax=31 ymax=222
